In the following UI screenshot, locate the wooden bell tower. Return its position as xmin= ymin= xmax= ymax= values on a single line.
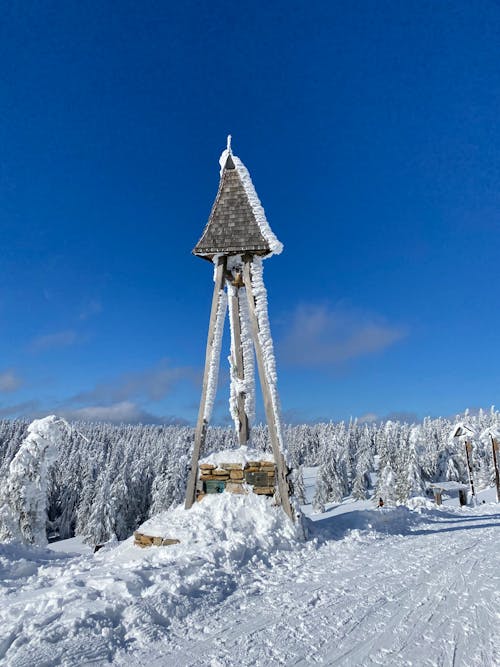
xmin=185 ymin=137 xmax=294 ymax=521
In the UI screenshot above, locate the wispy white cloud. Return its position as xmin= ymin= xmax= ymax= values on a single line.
xmin=0 ymin=369 xmax=22 ymax=392
xmin=69 ymin=359 xmax=195 ymax=405
xmin=60 ymin=401 xmax=157 ymax=424
xmin=30 ymin=329 xmax=80 ymax=352
xmin=279 ymin=304 xmax=407 ymax=367
xmin=54 ymin=359 xmax=196 ymax=424
xmin=357 ymin=410 xmax=419 ymax=424
xmin=59 ymin=401 xmax=188 ymax=425
xmin=357 ymin=412 xmax=379 ymax=423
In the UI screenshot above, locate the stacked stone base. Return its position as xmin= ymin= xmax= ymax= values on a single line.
xmin=197 ymin=460 xmax=276 ymax=501
xmin=134 ymin=532 xmax=180 ymax=548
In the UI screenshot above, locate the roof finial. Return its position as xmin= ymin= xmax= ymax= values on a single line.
xmin=227 ymin=134 xmax=232 ymax=153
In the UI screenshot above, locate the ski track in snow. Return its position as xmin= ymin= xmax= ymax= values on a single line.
xmin=1 ymin=500 xmax=499 ymax=667
xmin=125 ymin=505 xmax=499 ymax=667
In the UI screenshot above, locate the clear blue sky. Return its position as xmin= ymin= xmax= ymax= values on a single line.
xmin=1 ymin=1 xmax=499 ymax=425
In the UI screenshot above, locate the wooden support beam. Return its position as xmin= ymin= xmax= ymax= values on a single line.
xmin=491 ymin=436 xmax=500 ymax=503
xmin=242 ymin=259 xmax=294 ymax=522
xmin=229 ymin=286 xmax=249 ymax=445
xmin=185 ymin=258 xmax=226 ymax=510
xmin=464 ymin=439 xmax=476 ymax=504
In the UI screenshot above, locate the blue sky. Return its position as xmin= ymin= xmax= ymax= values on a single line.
xmin=1 ymin=1 xmax=499 ymax=425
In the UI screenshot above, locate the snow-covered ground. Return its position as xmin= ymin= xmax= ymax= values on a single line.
xmin=1 ymin=490 xmax=499 ymax=666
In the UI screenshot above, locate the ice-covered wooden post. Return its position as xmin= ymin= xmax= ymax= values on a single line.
xmin=480 ymin=427 xmax=500 ymax=503
xmin=451 ymin=423 xmax=476 ymax=505
xmin=491 ymin=436 xmax=500 ymax=503
xmin=185 ymin=137 xmax=294 ymax=521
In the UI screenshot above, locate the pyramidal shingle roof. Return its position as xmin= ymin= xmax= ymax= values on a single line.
xmin=193 ymin=142 xmax=283 ymax=260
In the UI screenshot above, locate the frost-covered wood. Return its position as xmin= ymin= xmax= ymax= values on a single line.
xmin=228 ymin=283 xmax=249 ymax=444
xmin=189 ymin=140 xmax=292 ymax=520
xmin=185 ymin=258 xmax=226 ymax=510
xmin=243 ymin=258 xmax=293 ymax=520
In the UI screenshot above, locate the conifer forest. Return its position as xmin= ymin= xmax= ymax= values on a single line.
xmin=0 ymin=408 xmax=497 ymax=545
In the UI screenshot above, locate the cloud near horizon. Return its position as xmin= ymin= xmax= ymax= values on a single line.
xmin=59 ymin=400 xmax=189 ymax=425
xmin=357 ymin=410 xmax=419 ymax=424
xmin=0 ymin=360 xmax=196 ymax=425
xmin=0 ymin=400 xmax=40 ymax=419
xmin=0 ymin=369 xmax=22 ymax=392
xmin=279 ymin=304 xmax=407 ymax=368
xmin=68 ymin=359 xmax=195 ymax=406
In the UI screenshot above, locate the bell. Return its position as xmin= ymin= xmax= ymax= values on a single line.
xmin=232 ymin=271 xmax=244 ymax=288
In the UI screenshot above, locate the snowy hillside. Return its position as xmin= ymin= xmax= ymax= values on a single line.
xmin=1 ymin=490 xmax=498 ymax=666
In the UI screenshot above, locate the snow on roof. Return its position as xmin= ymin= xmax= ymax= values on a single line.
xmin=450 ymin=422 xmax=476 ymax=439
xmin=429 ymin=482 xmax=469 ymax=491
xmin=193 ymin=140 xmax=283 ymax=260
xmin=479 ymin=426 xmax=500 ymax=443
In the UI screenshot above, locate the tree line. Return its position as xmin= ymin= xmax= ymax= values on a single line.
xmin=0 ymin=407 xmax=497 ymax=545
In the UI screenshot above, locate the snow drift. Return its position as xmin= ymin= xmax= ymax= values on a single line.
xmin=0 ymin=494 xmax=299 ymax=665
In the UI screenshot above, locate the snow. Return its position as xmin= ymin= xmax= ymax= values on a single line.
xmin=200 ymin=446 xmax=272 ymax=467
xmin=250 ymin=257 xmax=288 ymax=462
xmin=0 ymin=416 xmax=68 ymax=546
xmin=202 ymin=289 xmax=227 ymax=422
xmin=227 ymin=283 xmax=239 ymax=431
xmin=218 ymin=145 xmax=283 ymax=257
xmin=480 ymin=425 xmax=500 ymax=443
xmin=48 ymin=536 xmax=93 ymax=555
xmin=450 ymin=421 xmax=476 ymax=439
xmin=1 ymin=489 xmax=498 ymax=665
xmin=227 ymin=282 xmax=254 ymax=434
xmin=429 ymin=481 xmax=468 ymax=491
xmin=238 ymin=286 xmax=256 ymax=426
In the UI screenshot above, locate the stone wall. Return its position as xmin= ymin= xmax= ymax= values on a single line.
xmin=197 ymin=460 xmax=276 ymax=501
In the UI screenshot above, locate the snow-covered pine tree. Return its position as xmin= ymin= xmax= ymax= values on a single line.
xmin=84 ymin=468 xmax=117 ymax=545
xmin=404 ymin=426 xmax=425 ymax=500
xmin=0 ymin=416 xmax=68 ymax=546
xmin=352 ymin=426 xmax=374 ymax=500
xmin=291 ymin=464 xmax=307 ymax=505
xmin=376 ymin=462 xmax=397 ymax=506
xmin=149 ymin=435 xmax=190 ymax=515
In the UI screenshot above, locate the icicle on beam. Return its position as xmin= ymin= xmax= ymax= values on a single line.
xmin=239 ymin=285 xmax=256 ymax=428
xmin=185 ymin=258 xmax=227 ymax=509
xmin=243 ymin=257 xmax=293 ymax=521
xmin=228 ymin=282 xmax=249 ymax=445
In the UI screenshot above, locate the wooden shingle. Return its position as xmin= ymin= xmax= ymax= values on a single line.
xmin=193 ymin=154 xmax=272 ymax=260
